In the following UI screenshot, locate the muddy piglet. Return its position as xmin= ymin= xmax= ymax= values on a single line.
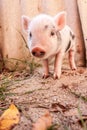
xmin=22 ymin=11 xmax=76 ymax=79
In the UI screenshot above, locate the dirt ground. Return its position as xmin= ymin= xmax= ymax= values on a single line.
xmin=0 ymin=63 xmax=87 ymax=130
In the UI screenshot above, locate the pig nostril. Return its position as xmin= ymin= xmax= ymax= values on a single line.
xmin=32 ymin=51 xmax=36 ymax=56
xmin=40 ymin=51 xmax=45 ymax=56
xmin=32 ymin=50 xmax=45 ymax=57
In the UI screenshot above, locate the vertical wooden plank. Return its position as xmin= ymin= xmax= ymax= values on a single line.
xmin=21 ymin=0 xmax=65 ymax=17
xmin=0 ymin=0 xmax=30 ymax=70
xmin=77 ymin=0 xmax=87 ymax=66
xmin=38 ymin=0 xmax=65 ymax=15
xmin=64 ymin=0 xmax=86 ymax=66
xmin=21 ymin=0 xmax=40 ymax=17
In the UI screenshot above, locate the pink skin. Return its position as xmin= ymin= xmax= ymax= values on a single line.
xmin=69 ymin=49 xmax=76 ymax=70
xmin=42 ymin=59 xmax=49 ymax=78
xmin=22 ymin=12 xmax=76 ymax=79
xmin=54 ymin=51 xmax=64 ymax=79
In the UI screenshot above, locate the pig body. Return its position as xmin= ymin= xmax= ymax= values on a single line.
xmin=22 ymin=12 xmax=76 ymax=79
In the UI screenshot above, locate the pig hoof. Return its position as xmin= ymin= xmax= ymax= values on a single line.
xmin=42 ymin=74 xmax=49 ymax=79
xmin=53 ymin=73 xmax=60 ymax=79
xmin=71 ymin=66 xmax=77 ymax=70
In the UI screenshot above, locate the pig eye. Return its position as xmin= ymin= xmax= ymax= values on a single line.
xmin=29 ymin=32 xmax=32 ymax=38
xmin=50 ymin=31 xmax=55 ymax=36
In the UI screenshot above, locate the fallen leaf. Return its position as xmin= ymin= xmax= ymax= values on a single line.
xmin=0 ymin=104 xmax=20 ymax=130
xmin=32 ymin=111 xmax=52 ymax=130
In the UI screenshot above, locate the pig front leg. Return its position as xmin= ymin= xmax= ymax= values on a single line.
xmin=69 ymin=49 xmax=76 ymax=70
xmin=54 ymin=52 xmax=64 ymax=79
xmin=42 ymin=59 xmax=49 ymax=78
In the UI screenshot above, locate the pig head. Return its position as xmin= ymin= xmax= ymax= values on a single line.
xmin=22 ymin=11 xmax=76 ymax=79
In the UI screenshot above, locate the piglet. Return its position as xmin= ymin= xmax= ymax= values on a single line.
xmin=22 ymin=11 xmax=76 ymax=79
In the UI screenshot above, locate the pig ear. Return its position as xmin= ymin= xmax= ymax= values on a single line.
xmin=54 ymin=11 xmax=66 ymax=30
xmin=22 ymin=15 xmax=31 ymax=33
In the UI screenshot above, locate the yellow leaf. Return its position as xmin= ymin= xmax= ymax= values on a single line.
xmin=32 ymin=111 xmax=52 ymax=130
xmin=0 ymin=104 xmax=20 ymax=130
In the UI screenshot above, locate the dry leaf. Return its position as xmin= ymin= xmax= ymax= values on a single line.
xmin=32 ymin=111 xmax=52 ymax=130
xmin=0 ymin=104 xmax=20 ymax=130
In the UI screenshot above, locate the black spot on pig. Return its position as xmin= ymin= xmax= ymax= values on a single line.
xmin=44 ymin=25 xmax=55 ymax=30
xmin=44 ymin=25 xmax=48 ymax=29
xmin=70 ymin=31 xmax=75 ymax=40
xmin=65 ymin=40 xmax=71 ymax=52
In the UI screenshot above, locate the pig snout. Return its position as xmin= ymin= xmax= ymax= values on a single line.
xmin=31 ymin=47 xmax=46 ymax=58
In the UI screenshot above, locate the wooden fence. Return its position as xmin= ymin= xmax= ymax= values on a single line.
xmin=0 ymin=0 xmax=86 ymax=71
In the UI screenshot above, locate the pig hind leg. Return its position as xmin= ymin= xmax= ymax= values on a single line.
xmin=69 ymin=47 xmax=76 ymax=70
xmin=69 ymin=31 xmax=76 ymax=70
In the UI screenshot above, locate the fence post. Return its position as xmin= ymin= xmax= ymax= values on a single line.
xmin=0 ymin=0 xmax=30 ymax=71
xmin=77 ymin=0 xmax=87 ymax=66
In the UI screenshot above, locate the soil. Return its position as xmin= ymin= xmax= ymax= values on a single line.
xmin=0 ymin=63 xmax=87 ymax=130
